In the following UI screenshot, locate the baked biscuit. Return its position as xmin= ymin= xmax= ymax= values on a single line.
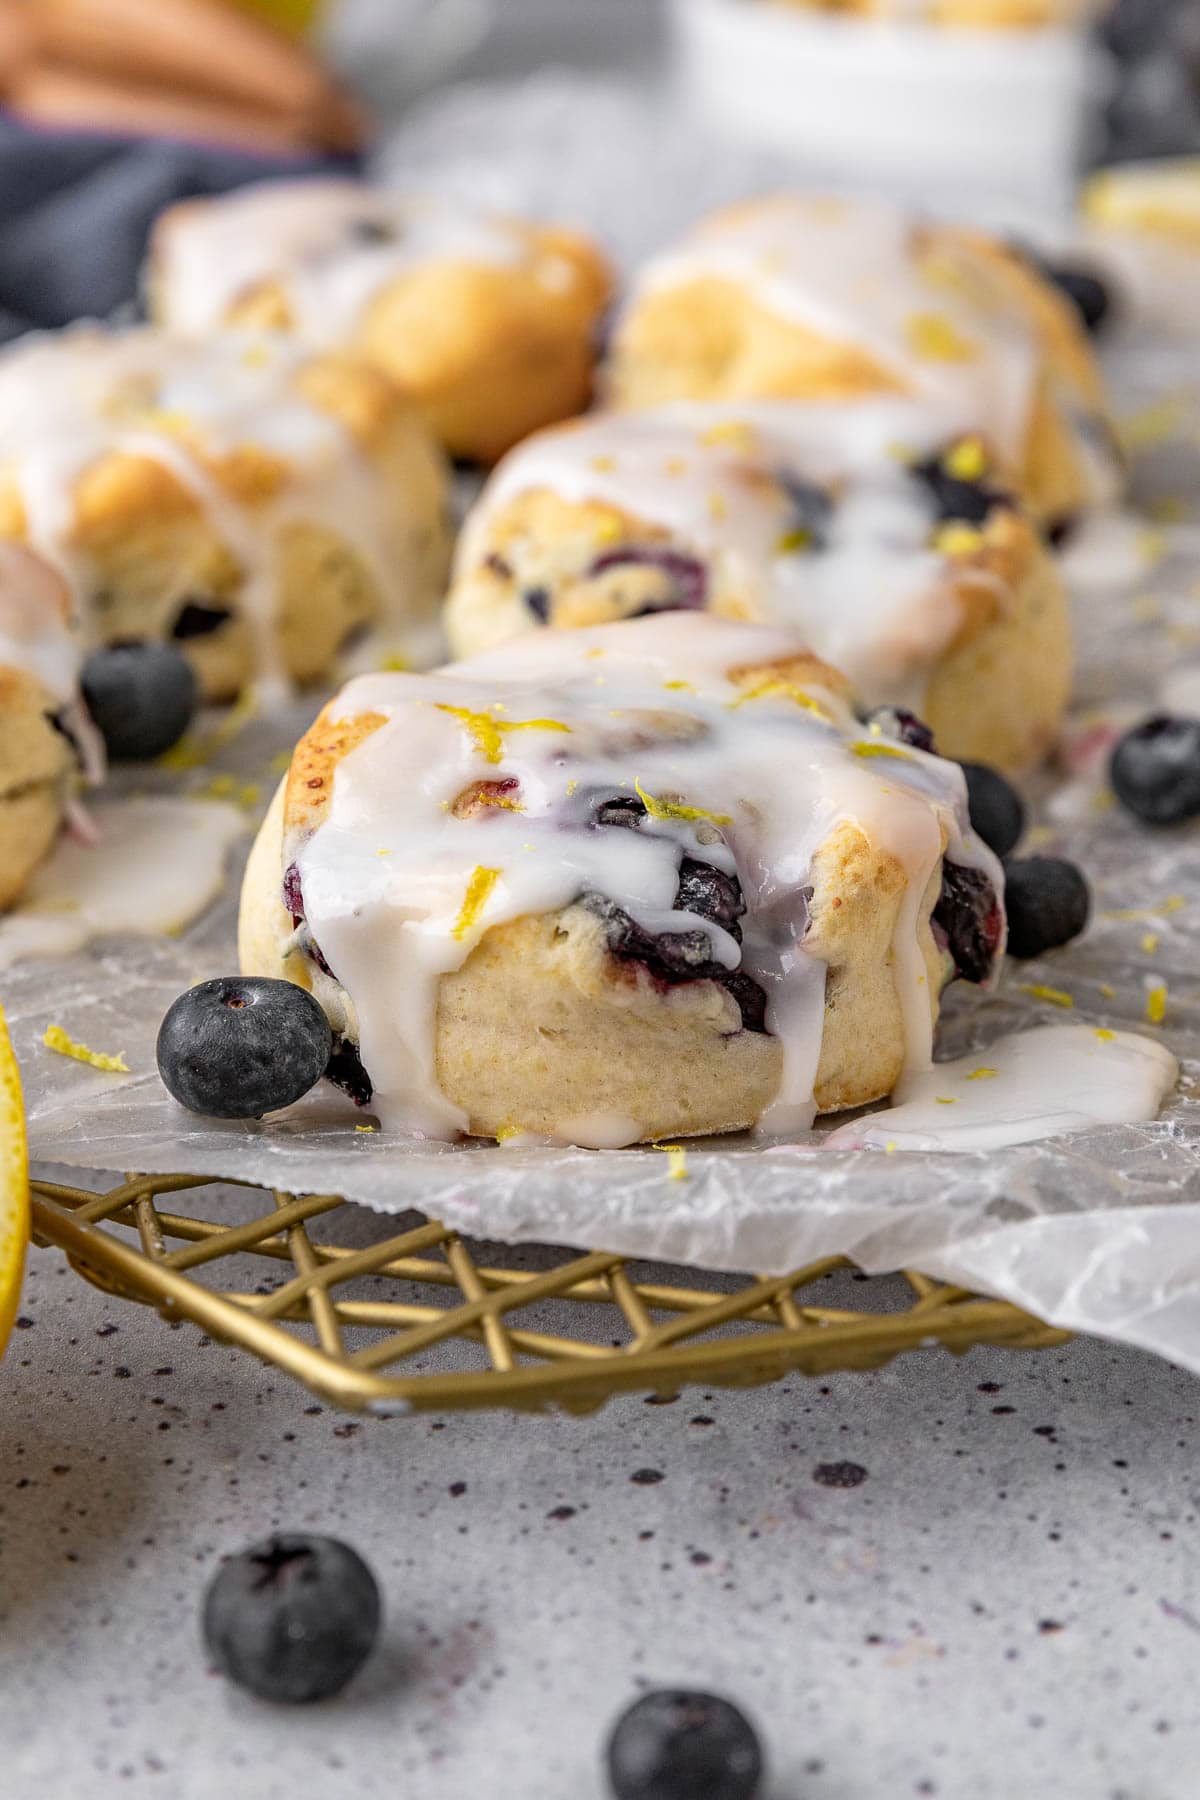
xmin=1079 ymin=160 xmax=1200 ymax=339
xmin=764 ymin=0 xmax=1090 ymax=25
xmin=0 ymin=324 xmax=452 ymax=701
xmin=146 ymin=179 xmax=614 ymax=464
xmin=604 ymin=194 xmax=1121 ymax=530
xmin=0 ymin=543 xmax=100 ymax=909
xmin=238 ymin=614 xmax=1005 ymax=1145
xmin=446 ymin=404 xmax=1070 ymax=773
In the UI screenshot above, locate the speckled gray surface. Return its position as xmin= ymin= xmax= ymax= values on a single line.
xmin=3 ymin=1229 xmax=1200 ymax=1800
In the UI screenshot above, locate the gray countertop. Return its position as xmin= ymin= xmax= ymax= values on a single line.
xmin=3 ymin=1235 xmax=1198 ymax=1800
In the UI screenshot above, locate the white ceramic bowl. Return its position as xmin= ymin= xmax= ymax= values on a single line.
xmin=668 ymin=0 xmax=1093 ymax=212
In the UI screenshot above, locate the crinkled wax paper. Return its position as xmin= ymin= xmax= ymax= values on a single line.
xmin=6 ymin=76 xmax=1200 ymax=1374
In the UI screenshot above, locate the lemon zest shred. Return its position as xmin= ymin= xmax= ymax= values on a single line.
xmin=708 ymin=492 xmax=728 ymax=521
xmin=1146 ymin=982 xmax=1168 ymax=1026
xmin=934 ymin=1097 xmax=958 ymax=1105
xmin=436 ymin=703 xmax=569 ymax=766
xmin=159 ymin=684 xmax=258 ymax=770
xmin=663 ymin=679 xmax=697 ymax=692
xmin=729 ymin=678 xmax=830 ymax=720
xmin=906 ymin=312 xmax=979 ymax=363
xmin=1095 ymin=1028 xmax=1116 ymax=1043
xmin=590 ymin=454 xmax=617 ymax=472
xmin=966 ymin=1067 xmax=998 ymax=1081
xmin=1019 ymin=983 xmax=1074 ymax=1009
xmin=1116 ymin=396 xmax=1184 ymax=453
xmin=699 ymin=420 xmax=757 ymax=452
xmin=354 ymin=1123 xmax=378 ymax=1133
xmin=656 ymin=1143 xmax=689 ymax=1181
xmin=884 ymin=1140 xmax=897 ymax=1155
xmin=495 ymin=1124 xmax=524 ymax=1143
xmin=634 ymin=779 xmax=731 ymax=827
xmin=933 ymin=522 xmax=985 ymax=560
xmin=377 ymin=652 xmax=410 ymax=674
xmin=451 ymin=867 xmax=501 ymax=941
xmin=43 ymin=1025 xmax=129 ymax=1074
xmin=852 ymin=740 xmax=914 ymax=761
xmin=775 ymin=526 xmax=815 ymax=555
xmin=1141 ymin=932 xmax=1160 ymax=955
xmin=1099 ymin=983 xmax=1116 ymax=1000
xmin=945 ymin=436 xmax=988 ymax=481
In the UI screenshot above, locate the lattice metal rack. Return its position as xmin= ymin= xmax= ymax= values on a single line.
xmin=30 ymin=1173 xmax=1070 ymax=1415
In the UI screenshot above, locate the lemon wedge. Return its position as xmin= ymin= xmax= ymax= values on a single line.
xmin=0 ymin=1003 xmax=29 ymax=1355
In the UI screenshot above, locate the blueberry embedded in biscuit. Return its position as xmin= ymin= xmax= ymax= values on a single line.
xmin=587 ymin=547 xmax=709 ymax=616
xmin=932 ymin=862 xmax=1004 ymax=985
xmin=911 ymin=438 xmax=1013 ymax=527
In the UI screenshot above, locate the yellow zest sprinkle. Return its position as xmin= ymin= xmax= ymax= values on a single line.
xmin=945 ymin=436 xmax=988 ymax=481
xmin=566 ymin=779 xmax=578 ymax=796
xmin=886 ymin=440 xmax=916 ymax=463
xmin=1137 ymin=528 xmax=1167 ymax=565
xmin=699 ymin=420 xmax=757 ymax=452
xmin=1099 ymin=983 xmax=1116 ymax=999
xmin=451 ymin=867 xmax=501 ymax=941
xmin=1117 ymin=397 xmax=1184 ymax=453
xmin=852 ymin=740 xmax=914 ymax=761
xmin=776 ymin=526 xmax=815 ymax=555
xmin=354 ymin=1123 xmax=378 ymax=1133
xmin=202 ymin=773 xmax=235 ymax=798
xmin=634 ymin=778 xmax=731 ymax=827
xmin=708 ymin=492 xmax=728 ymax=521
xmin=594 ymin=513 xmax=623 ymax=546
xmin=269 ymin=750 xmax=291 ymax=776
xmin=495 ymin=1124 xmax=523 ymax=1143
xmin=1019 ymin=983 xmax=1074 ymax=1009
xmin=1146 ymin=981 xmax=1168 ymax=1026
xmin=435 ymin=703 xmax=569 ymax=765
xmin=933 ymin=522 xmax=985 ymax=560
xmin=1141 ymin=932 xmax=1160 ymax=955
xmin=159 ymin=684 xmax=258 ymax=770
xmin=377 ymin=848 xmax=392 ymax=857
xmin=590 ymin=454 xmax=617 ymax=472
xmin=656 ymin=1143 xmax=689 ymax=1182
xmin=664 ymin=457 xmax=688 ymax=478
xmin=1150 ymin=496 xmax=1187 ymax=524
xmin=885 ymin=1140 xmax=897 ymax=1155
xmin=377 ymin=652 xmax=410 ymax=673
xmin=241 ymin=342 xmax=271 ymax=369
xmin=663 ymin=679 xmax=697 ymax=692
xmin=585 ymin=647 xmax=605 ymax=659
xmin=1104 ymin=896 xmax=1185 ymax=922
xmin=906 ymin=312 xmax=979 ymax=363
xmin=935 ymin=1097 xmax=958 ymax=1106
xmin=1095 ymin=1028 xmax=1116 ymax=1043
xmin=730 ymin=678 xmax=830 ymax=720
xmin=966 ymin=1067 xmax=998 ymax=1081
xmin=43 ymin=1025 xmax=129 ymax=1074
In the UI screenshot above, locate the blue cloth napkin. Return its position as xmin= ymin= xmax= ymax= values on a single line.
xmin=0 ymin=114 xmax=356 ymax=338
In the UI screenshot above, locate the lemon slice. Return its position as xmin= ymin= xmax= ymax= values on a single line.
xmin=0 ymin=1002 xmax=29 ymax=1355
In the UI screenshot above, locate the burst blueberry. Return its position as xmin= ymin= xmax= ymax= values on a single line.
xmin=1110 ymin=714 xmax=1200 ymax=825
xmin=588 ymin=547 xmax=708 ymax=613
xmin=960 ymin=761 xmax=1026 ymax=858
xmin=157 ymin=976 xmax=333 ymax=1118
xmin=203 ymin=1533 xmax=381 ymax=1704
xmin=606 ymin=1689 xmax=764 ymax=1800
xmin=863 ymin=707 xmax=937 ymax=753
xmin=1003 ymin=857 xmax=1090 ymax=959
xmin=80 ymin=639 xmax=198 ymax=760
xmin=933 ymin=863 xmax=1004 ymax=985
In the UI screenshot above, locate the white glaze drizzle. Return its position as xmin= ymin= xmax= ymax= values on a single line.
xmin=294 ymin=614 xmax=1001 ymax=1142
xmin=0 ymin=325 xmax=423 ymax=694
xmin=824 ymin=1024 xmax=1178 ymax=1152
xmin=153 ymin=179 xmax=555 ymax=343
xmin=459 ymin=400 xmax=1007 ymax=713
xmin=0 ymin=542 xmax=104 ymax=785
xmin=0 ymin=796 xmax=244 ymax=970
xmin=622 ymin=194 xmax=1116 ymax=501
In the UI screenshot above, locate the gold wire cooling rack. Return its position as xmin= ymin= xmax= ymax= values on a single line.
xmin=28 ymin=1173 xmax=1070 ymax=1416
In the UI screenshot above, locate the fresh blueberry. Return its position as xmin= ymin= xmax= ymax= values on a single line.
xmin=523 ymin=586 xmax=551 ymax=623
xmin=933 ymin=863 xmax=1004 ymax=985
xmin=203 ymin=1534 xmax=381 ymax=1704
xmin=911 ymin=452 xmax=1010 ymax=527
xmin=960 ymin=762 xmax=1026 ymax=859
xmin=80 ymin=640 xmax=198 ymax=760
xmin=1039 ymin=261 xmax=1111 ymax=336
xmin=1003 ymin=856 xmax=1090 ymax=959
xmin=593 ymin=795 xmax=649 ymax=830
xmin=588 ymin=548 xmax=708 ymax=613
xmin=606 ymin=1689 xmax=764 ymax=1800
xmin=778 ymin=475 xmax=833 ymax=550
xmin=171 ymin=598 xmax=234 ymax=640
xmin=584 ymin=890 xmax=766 ymax=1031
xmin=157 ymin=976 xmax=333 ymax=1119
xmin=1110 ymin=714 xmax=1200 ymax=825
xmin=863 ymin=707 xmax=937 ymax=754
xmin=676 ymin=858 xmax=746 ymax=940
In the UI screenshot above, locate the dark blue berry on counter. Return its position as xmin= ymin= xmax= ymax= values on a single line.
xmin=156 ymin=976 xmax=333 ymax=1119
xmin=1003 ymin=857 xmax=1091 ymax=960
xmin=1110 ymin=715 xmax=1200 ymax=825
xmin=863 ymin=707 xmax=937 ymax=754
xmin=1039 ymin=261 xmax=1112 ymax=336
xmin=80 ymin=640 xmax=198 ymax=760
xmin=606 ymin=1689 xmax=764 ymax=1800
xmin=933 ymin=864 xmax=1004 ymax=985
xmin=203 ymin=1534 xmax=381 ymax=1704
xmin=960 ymin=761 xmax=1026 ymax=859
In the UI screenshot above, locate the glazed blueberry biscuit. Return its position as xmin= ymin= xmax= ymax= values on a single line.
xmin=0 ymin=544 xmax=101 ymax=909
xmin=1079 ymin=160 xmax=1200 ymax=339
xmin=0 ymin=325 xmax=452 ymax=701
xmin=446 ymin=404 xmax=1071 ymax=773
xmin=238 ymin=615 xmax=1005 ymax=1145
xmin=604 ymin=194 xmax=1121 ymax=531
xmin=146 ymin=180 xmax=614 ymax=465
xmin=763 ymin=0 xmax=1091 ymax=25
